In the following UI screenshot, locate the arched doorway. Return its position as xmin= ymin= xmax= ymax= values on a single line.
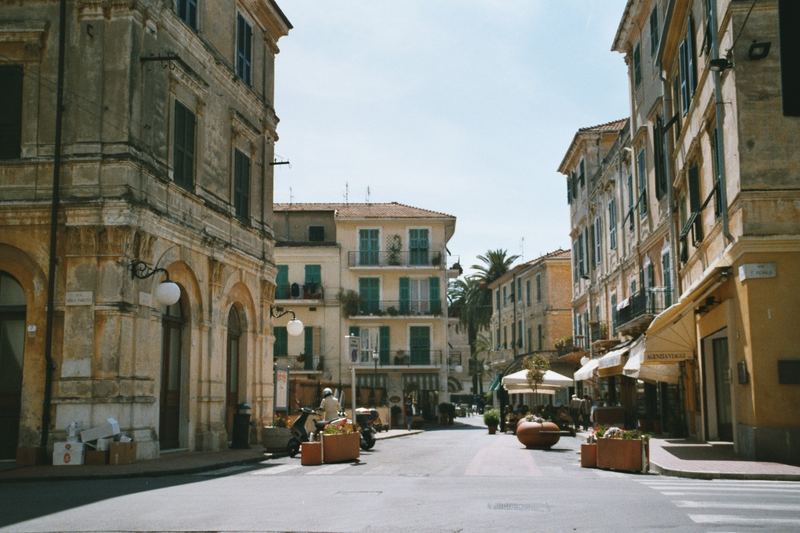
xmin=0 ymin=272 xmax=25 ymax=460
xmin=160 ymin=297 xmax=185 ymax=450
xmin=225 ymin=307 xmax=243 ymax=441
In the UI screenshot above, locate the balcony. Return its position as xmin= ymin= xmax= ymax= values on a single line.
xmin=275 ymin=282 xmax=324 ymax=301
xmin=347 ymin=250 xmax=444 ymax=268
xmin=352 ymin=349 xmax=443 ymax=367
xmin=614 ymin=287 xmax=672 ymax=336
xmin=294 ymin=354 xmax=324 ymax=372
xmin=350 ymin=299 xmax=443 ymax=318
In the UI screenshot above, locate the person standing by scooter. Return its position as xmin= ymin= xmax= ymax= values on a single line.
xmin=319 ymin=387 xmax=341 ymax=421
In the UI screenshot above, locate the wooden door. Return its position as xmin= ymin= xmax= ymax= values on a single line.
xmin=160 ymin=301 xmax=183 ymax=450
xmin=226 ymin=308 xmax=242 ymax=438
xmin=0 ymin=272 xmax=25 ymax=460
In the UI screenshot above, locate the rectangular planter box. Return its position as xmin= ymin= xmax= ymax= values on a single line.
xmin=262 ymin=427 xmax=292 ymax=452
xmin=596 ymin=438 xmax=647 ymax=473
xmin=580 ymin=443 xmax=597 ymax=468
xmin=322 ymin=432 xmax=360 ymax=463
xmin=300 ymin=441 xmax=322 ymax=466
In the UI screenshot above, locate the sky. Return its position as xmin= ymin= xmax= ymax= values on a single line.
xmin=274 ymin=1 xmax=630 ymax=276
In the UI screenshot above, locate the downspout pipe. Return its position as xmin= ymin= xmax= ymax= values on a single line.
xmin=41 ymin=0 xmax=68 ymax=448
xmin=709 ymin=0 xmax=733 ymax=244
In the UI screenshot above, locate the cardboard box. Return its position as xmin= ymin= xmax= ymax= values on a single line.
xmin=80 ymin=418 xmax=120 ymax=443
xmin=53 ymin=442 xmax=85 ymax=466
xmin=109 ymin=442 xmax=137 ymax=465
xmin=85 ymin=449 xmax=109 ymax=465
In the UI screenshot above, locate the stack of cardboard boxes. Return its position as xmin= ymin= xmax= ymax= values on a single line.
xmin=52 ymin=418 xmax=137 ymax=466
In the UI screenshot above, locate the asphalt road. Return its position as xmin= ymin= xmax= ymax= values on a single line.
xmin=1 ymin=416 xmax=799 ymax=532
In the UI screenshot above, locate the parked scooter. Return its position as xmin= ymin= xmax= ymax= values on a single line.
xmin=355 ymin=407 xmax=378 ymax=451
xmin=286 ymin=408 xmax=352 ymax=457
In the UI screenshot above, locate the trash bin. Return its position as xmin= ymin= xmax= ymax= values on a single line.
xmin=231 ymin=403 xmax=251 ymax=449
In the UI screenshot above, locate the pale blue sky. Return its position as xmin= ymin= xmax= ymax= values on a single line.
xmin=274 ymin=1 xmax=629 ymax=274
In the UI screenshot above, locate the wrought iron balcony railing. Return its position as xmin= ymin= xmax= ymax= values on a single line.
xmin=351 ymin=299 xmax=443 ymax=317
xmin=352 ymin=349 xmax=443 ymax=367
xmin=613 ymin=287 xmax=672 ymax=332
xmin=275 ymin=283 xmax=324 ymax=300
xmin=347 ymin=250 xmax=444 ymax=268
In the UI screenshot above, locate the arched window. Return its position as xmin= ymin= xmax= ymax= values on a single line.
xmin=0 ymin=272 xmax=25 ymax=459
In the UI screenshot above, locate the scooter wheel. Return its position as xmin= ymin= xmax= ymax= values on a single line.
xmin=360 ymin=432 xmax=376 ymax=451
xmin=287 ymin=439 xmax=300 ymax=458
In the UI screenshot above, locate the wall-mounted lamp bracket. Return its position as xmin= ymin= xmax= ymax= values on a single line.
xmin=131 ymin=260 xmax=171 ymax=281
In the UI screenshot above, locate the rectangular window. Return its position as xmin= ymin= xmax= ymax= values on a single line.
xmin=578 ymin=232 xmax=586 ymax=276
xmin=589 ymin=223 xmax=596 ymax=269
xmin=527 ymin=328 xmax=532 ymax=352
xmin=304 ymin=328 xmax=314 ymax=369
xmin=511 ymin=322 xmax=516 ymax=348
xmin=236 ymin=13 xmax=253 ymax=85
xmin=304 ymin=264 xmax=321 ymax=288
xmin=567 ymin=175 xmax=573 ymax=204
xmin=408 ymin=228 xmax=429 ymax=265
xmin=517 ymin=320 xmax=523 ymax=348
xmin=308 ymin=225 xmax=325 ymax=242
xmin=711 ymin=128 xmax=722 ymax=218
xmin=637 ymin=149 xmax=648 ymax=216
xmin=627 ymin=174 xmax=635 ymax=229
xmin=662 ymin=251 xmax=672 ymax=307
xmin=516 ymin=278 xmax=522 ymax=301
xmin=609 ymin=199 xmax=617 ymax=250
xmin=526 ymin=280 xmax=531 ymax=306
xmin=359 ymin=229 xmax=379 ymax=265
xmin=537 ymin=324 xmax=543 ymax=351
xmin=535 ymin=274 xmax=542 ymax=303
xmin=233 ymin=149 xmax=250 ymax=220
xmin=654 ymin=115 xmax=667 ymax=200
xmin=359 ymin=278 xmax=380 ymax=314
xmin=572 ymin=240 xmax=579 ymax=283
xmin=779 ymin=0 xmax=800 ymax=116
xmin=650 ymin=7 xmax=659 ymax=57
xmin=678 ymin=17 xmax=697 ymax=115
xmin=502 ymin=286 xmax=507 ymax=305
xmin=579 ymin=160 xmax=585 ymax=187
xmin=274 ymin=327 xmax=287 ymax=356
xmin=173 ymin=100 xmax=195 ymax=190
xmin=0 ymin=65 xmax=23 ymax=160
xmin=177 ymin=0 xmax=197 ymax=29
xmin=503 ymin=326 xmax=507 ymax=348
xmin=634 ymin=42 xmax=642 ymax=87
xmin=495 ymin=289 xmax=500 ymax=312
xmin=687 ymin=164 xmax=704 ymax=242
xmin=594 ymin=217 xmax=602 ymax=266
xmin=276 ymin=265 xmax=289 ymax=299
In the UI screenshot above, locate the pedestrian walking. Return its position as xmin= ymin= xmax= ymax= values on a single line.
xmin=405 ymin=396 xmax=415 ymax=430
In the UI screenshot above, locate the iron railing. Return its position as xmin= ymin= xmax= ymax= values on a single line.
xmin=347 ymin=250 xmax=444 ymax=268
xmin=614 ymin=287 xmax=672 ymax=331
xmin=351 ymin=299 xmax=443 ymax=317
xmin=352 ymin=349 xmax=443 ymax=367
xmin=275 ymin=283 xmax=324 ymax=300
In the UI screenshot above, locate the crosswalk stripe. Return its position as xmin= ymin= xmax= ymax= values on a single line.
xmin=305 ymin=463 xmax=353 ymax=475
xmin=645 ymin=486 xmax=800 ymax=493
xmin=249 ymin=463 xmax=302 ymax=476
xmin=675 ymin=500 xmax=800 ymax=511
xmin=661 ymin=491 xmax=800 ymax=498
xmin=640 ymin=479 xmax=799 ymax=487
xmin=689 ymin=514 xmax=800 ymax=526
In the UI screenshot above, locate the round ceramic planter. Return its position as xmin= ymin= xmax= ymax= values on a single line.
xmin=515 ymin=420 xmax=560 ymax=449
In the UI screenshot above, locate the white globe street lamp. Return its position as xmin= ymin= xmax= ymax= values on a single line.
xmin=271 ymin=306 xmax=304 ymax=337
xmin=130 ymin=260 xmax=181 ymax=306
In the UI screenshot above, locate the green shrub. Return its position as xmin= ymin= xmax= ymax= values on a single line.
xmin=483 ymin=408 xmax=500 ymax=427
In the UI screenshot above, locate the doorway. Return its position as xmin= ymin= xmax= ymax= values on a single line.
xmin=0 ymin=272 xmax=25 ymax=460
xmin=226 ymin=307 xmax=242 ymax=441
xmin=160 ymin=298 xmax=184 ymax=450
xmin=703 ymin=329 xmax=733 ymax=441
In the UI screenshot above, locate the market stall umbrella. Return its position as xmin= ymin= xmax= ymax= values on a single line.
xmin=501 ymin=369 xmax=573 ymax=389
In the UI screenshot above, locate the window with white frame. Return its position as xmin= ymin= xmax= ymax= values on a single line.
xmin=608 ymin=198 xmax=617 ymax=250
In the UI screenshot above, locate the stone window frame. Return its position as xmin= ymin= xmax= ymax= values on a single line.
xmin=167 ymin=69 xmax=207 ymax=195
xmin=230 ymin=112 xmax=259 ymax=224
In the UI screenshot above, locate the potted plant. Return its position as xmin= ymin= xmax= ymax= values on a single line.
xmin=338 ymin=290 xmax=361 ymax=318
xmin=387 ymin=306 xmax=399 ymax=316
xmin=321 ymin=423 xmax=360 ymax=463
xmin=581 ymin=429 xmax=598 ymax=468
xmin=483 ymin=409 xmax=500 ymax=434
xmin=387 ymin=234 xmax=402 ymax=265
xmin=595 ymin=426 xmax=649 ymax=473
xmin=430 ymin=251 xmax=442 ymax=267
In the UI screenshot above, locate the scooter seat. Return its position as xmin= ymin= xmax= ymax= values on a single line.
xmin=314 ymin=421 xmax=328 ymax=431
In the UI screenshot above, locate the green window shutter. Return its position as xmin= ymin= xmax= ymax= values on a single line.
xmin=276 ymin=265 xmax=288 ymax=299
xmin=409 ymin=326 xmax=431 ymax=365
xmin=304 ymin=328 xmax=314 ymax=370
xmin=399 ymin=277 xmax=410 ymax=314
xmin=0 ymin=65 xmax=23 ymax=160
xmin=428 ymin=277 xmax=440 ymax=315
xmin=304 ymin=265 xmax=321 ymax=284
xmin=274 ymin=327 xmax=287 ymax=356
xmin=379 ymin=326 xmax=390 ymax=364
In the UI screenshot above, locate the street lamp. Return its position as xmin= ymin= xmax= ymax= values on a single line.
xmin=270 ymin=306 xmax=304 ymax=337
xmin=130 ymin=260 xmax=181 ymax=306
xmin=370 ymin=348 xmax=379 ymax=406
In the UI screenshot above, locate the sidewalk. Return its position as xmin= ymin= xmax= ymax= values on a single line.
xmin=648 ymin=437 xmax=800 ymax=481
xmin=0 ymin=428 xmax=422 ymax=483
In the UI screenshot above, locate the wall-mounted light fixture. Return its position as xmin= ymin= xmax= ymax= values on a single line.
xmin=130 ymin=260 xmax=181 ymax=306
xmin=709 ymin=57 xmax=734 ymax=72
xmin=270 ymin=306 xmax=304 ymax=336
xmin=747 ymin=41 xmax=771 ymax=61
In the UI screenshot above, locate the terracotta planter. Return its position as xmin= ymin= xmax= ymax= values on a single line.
xmin=515 ymin=420 xmax=560 ymax=449
xmin=300 ymin=441 xmax=322 ymax=466
xmin=322 ymin=433 xmax=360 ymax=463
xmin=580 ymin=443 xmax=597 ymax=468
xmin=596 ymin=438 xmax=648 ymax=472
xmin=487 ymin=425 xmax=497 ymax=435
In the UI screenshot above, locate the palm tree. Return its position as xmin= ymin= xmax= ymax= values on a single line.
xmin=448 ymin=249 xmax=520 ymax=393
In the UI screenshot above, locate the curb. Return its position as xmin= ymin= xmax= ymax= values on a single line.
xmin=375 ymin=430 xmax=423 ymax=441
xmin=0 ymin=454 xmax=268 ymax=484
xmin=650 ymin=461 xmax=800 ymax=482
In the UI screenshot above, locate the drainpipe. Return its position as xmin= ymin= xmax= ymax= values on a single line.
xmin=709 ymin=0 xmax=733 ymax=244
xmin=41 ymin=0 xmax=68 ymax=448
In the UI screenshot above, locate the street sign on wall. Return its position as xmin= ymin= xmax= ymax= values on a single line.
xmin=346 ymin=335 xmax=359 ymax=363
xmin=275 ymin=368 xmax=289 ymax=411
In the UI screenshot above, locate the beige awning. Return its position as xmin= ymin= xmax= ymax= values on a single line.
xmin=506 ymin=387 xmax=556 ymax=395
xmin=597 ymin=343 xmax=631 ymax=369
xmin=624 ymin=337 xmax=680 ymax=383
xmin=502 ymin=369 xmax=573 ymax=390
xmin=574 ymin=358 xmax=599 ymax=381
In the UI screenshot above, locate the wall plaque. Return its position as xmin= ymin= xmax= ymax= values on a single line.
xmin=65 ymin=291 xmax=93 ymax=306
xmin=738 ymin=263 xmax=776 ymax=281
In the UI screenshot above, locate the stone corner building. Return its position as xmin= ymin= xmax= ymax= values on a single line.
xmin=0 ymin=0 xmax=291 ymax=462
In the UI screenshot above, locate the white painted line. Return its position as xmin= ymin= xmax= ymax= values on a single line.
xmin=675 ymin=501 xmax=800 ymax=511
xmin=689 ymin=514 xmax=800 ymax=526
xmin=306 ymin=463 xmax=353 ymax=475
xmin=249 ymin=463 xmax=302 ymax=475
xmin=194 ymin=465 xmax=251 ymax=476
xmin=650 ymin=486 xmax=800 ymax=493
xmin=661 ymin=491 xmax=800 ymax=498
xmin=640 ymin=479 xmax=800 ymax=486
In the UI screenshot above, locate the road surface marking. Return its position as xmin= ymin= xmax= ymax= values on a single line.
xmin=675 ymin=501 xmax=800 ymax=512
xmin=249 ymin=463 xmax=302 ymax=475
xmin=306 ymin=463 xmax=353 ymax=475
xmin=689 ymin=514 xmax=800 ymax=526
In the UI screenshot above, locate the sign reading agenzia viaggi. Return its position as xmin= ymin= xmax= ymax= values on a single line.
xmin=643 ymin=351 xmax=693 ymax=363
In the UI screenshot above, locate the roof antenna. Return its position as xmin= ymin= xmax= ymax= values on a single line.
xmin=344 ymin=182 xmax=349 ymax=204
xmin=520 ymin=237 xmax=525 ymax=261
xmin=366 ymin=186 xmax=371 ymax=204
xmin=289 ymin=187 xmax=294 ymax=205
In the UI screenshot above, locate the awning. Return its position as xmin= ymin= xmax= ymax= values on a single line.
xmin=507 ymin=387 xmax=556 ymax=395
xmin=596 ymin=341 xmax=632 ymax=377
xmin=501 ymin=369 xmax=573 ymax=389
xmin=488 ymin=374 xmax=502 ymax=392
xmin=644 ymin=247 xmax=733 ymax=364
xmin=624 ymin=337 xmax=680 ymax=383
xmin=574 ymin=358 xmax=599 ymax=381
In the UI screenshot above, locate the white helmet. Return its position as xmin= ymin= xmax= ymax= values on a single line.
xmin=323 ymin=387 xmax=333 ymax=397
